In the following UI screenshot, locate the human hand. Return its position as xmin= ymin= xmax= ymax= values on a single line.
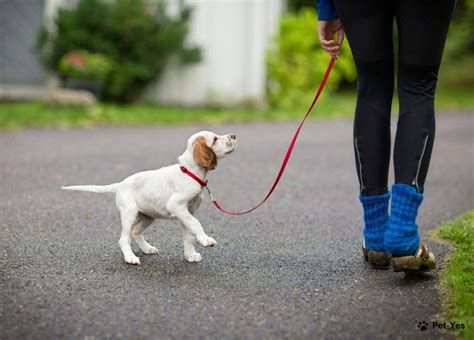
xmin=317 ymin=18 xmax=344 ymax=59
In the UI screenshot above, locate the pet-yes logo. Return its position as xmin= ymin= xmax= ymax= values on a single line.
xmin=417 ymin=320 xmax=466 ymax=331
xmin=417 ymin=321 xmax=429 ymax=331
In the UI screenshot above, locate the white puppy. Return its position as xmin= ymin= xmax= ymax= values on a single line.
xmin=63 ymin=131 xmax=237 ymax=265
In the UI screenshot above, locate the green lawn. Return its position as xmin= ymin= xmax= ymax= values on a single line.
xmin=0 ymin=88 xmax=472 ymax=130
xmin=435 ymin=210 xmax=474 ymax=339
xmin=0 ymin=92 xmax=355 ymax=130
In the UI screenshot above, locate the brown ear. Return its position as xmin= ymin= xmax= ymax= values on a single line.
xmin=193 ymin=137 xmax=217 ymax=170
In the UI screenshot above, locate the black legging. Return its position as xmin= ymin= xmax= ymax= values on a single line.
xmin=333 ymin=0 xmax=455 ymax=195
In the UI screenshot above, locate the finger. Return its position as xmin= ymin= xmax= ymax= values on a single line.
xmin=337 ymin=30 xmax=345 ymax=46
xmin=320 ymin=38 xmax=336 ymax=47
xmin=318 ymin=34 xmax=331 ymax=48
xmin=323 ymin=48 xmax=340 ymax=58
xmin=323 ymin=45 xmax=340 ymax=52
xmin=325 ymin=49 xmax=339 ymax=59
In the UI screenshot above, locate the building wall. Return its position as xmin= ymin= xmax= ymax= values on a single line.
xmin=0 ymin=0 xmax=47 ymax=84
xmin=143 ymin=0 xmax=284 ymax=107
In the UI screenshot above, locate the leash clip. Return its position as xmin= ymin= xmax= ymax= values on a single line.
xmin=205 ymin=186 xmax=215 ymax=201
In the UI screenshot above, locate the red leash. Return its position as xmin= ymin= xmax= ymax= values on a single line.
xmin=182 ymin=58 xmax=335 ymax=215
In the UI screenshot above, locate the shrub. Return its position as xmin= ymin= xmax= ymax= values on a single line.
xmin=36 ymin=0 xmax=201 ymax=102
xmin=266 ymin=9 xmax=356 ymax=109
xmin=287 ymin=0 xmax=316 ymax=12
xmin=444 ymin=0 xmax=474 ymax=61
xmin=58 ymin=50 xmax=113 ymax=82
xmin=439 ymin=0 xmax=474 ymax=87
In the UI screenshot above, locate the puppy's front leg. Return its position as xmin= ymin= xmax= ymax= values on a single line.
xmin=118 ymin=208 xmax=141 ymax=265
xmin=167 ymin=195 xmax=217 ymax=248
xmin=181 ymin=226 xmax=202 ymax=263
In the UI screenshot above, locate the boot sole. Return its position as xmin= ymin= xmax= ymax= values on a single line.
xmin=367 ymin=251 xmax=392 ymax=269
xmin=391 ymin=252 xmax=436 ymax=273
xmin=362 ymin=242 xmax=392 ymax=269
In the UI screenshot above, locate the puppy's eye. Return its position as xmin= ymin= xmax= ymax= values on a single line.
xmin=213 ymin=136 xmax=218 ymax=144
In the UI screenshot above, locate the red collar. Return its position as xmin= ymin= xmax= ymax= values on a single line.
xmin=180 ymin=166 xmax=208 ymax=187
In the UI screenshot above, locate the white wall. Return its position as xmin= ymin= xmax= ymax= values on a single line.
xmin=143 ymin=0 xmax=284 ymax=107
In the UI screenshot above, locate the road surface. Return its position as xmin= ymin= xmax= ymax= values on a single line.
xmin=1 ymin=113 xmax=472 ymax=339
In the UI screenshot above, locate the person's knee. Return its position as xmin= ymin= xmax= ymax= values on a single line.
xmin=397 ymin=63 xmax=439 ymax=100
xmin=355 ymin=60 xmax=395 ymax=122
xmin=356 ymin=59 xmax=394 ymax=101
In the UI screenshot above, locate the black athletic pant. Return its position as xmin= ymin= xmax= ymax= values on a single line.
xmin=333 ymin=0 xmax=455 ymax=195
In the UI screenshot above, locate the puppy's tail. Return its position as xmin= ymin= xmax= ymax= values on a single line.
xmin=62 ymin=183 xmax=119 ymax=194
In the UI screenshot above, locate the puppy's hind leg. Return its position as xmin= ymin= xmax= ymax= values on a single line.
xmin=132 ymin=215 xmax=157 ymax=255
xmin=181 ymin=223 xmax=202 ymax=263
xmin=119 ymin=208 xmax=141 ymax=265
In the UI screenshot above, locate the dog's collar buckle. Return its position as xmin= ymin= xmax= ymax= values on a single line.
xmin=180 ymin=166 xmax=208 ymax=187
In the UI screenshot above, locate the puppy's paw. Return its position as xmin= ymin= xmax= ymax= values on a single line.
xmin=141 ymin=246 xmax=158 ymax=255
xmin=185 ymin=253 xmax=202 ymax=263
xmin=124 ymin=254 xmax=141 ymax=265
xmin=198 ymin=236 xmax=217 ymax=248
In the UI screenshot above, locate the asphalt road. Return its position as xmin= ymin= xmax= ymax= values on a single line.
xmin=1 ymin=113 xmax=472 ymax=339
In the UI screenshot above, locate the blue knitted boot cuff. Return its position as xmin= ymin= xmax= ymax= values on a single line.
xmin=360 ymin=192 xmax=391 ymax=252
xmin=384 ymin=184 xmax=423 ymax=256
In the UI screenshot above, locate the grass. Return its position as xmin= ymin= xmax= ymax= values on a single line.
xmin=433 ymin=87 xmax=474 ymax=111
xmin=0 ymin=92 xmax=355 ymax=130
xmin=0 ymin=87 xmax=472 ymax=130
xmin=435 ymin=210 xmax=474 ymax=339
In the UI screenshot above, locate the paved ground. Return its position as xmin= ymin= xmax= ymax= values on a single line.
xmin=1 ymin=113 xmax=472 ymax=339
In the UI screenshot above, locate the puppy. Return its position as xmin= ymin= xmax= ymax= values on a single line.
xmin=63 ymin=131 xmax=237 ymax=265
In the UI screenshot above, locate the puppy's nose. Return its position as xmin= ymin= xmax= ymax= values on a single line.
xmin=229 ymin=134 xmax=236 ymax=140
